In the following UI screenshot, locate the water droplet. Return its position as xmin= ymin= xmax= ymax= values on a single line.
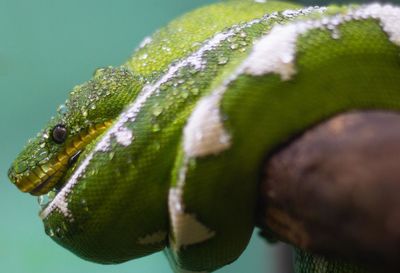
xmin=217 ymin=56 xmax=229 ymax=65
xmin=38 ymin=195 xmax=50 ymax=208
xmin=57 ymin=104 xmax=68 ymax=115
xmin=152 ymin=106 xmax=163 ymax=117
xmin=331 ymin=30 xmax=341 ymax=39
xmin=47 ymin=227 xmax=55 ymax=237
xmin=14 ymin=162 xmax=28 ymax=174
xmin=55 ymin=227 xmax=63 ymax=239
xmin=230 ymin=44 xmax=239 ymax=50
xmin=39 ymin=149 xmax=49 ymax=158
xmin=162 ymin=46 xmax=171 ymax=53
xmin=139 ymin=53 xmax=148 ymax=60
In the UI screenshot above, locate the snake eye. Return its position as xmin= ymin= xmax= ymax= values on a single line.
xmin=52 ymin=124 xmax=67 ymax=144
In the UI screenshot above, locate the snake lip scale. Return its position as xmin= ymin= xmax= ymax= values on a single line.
xmin=31 ymin=150 xmax=82 ymax=197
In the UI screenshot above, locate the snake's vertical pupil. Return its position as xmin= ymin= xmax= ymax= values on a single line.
xmin=52 ymin=124 xmax=67 ymax=144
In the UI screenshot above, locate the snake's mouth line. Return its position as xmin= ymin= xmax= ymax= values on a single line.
xmin=30 ymin=166 xmax=68 ymax=196
xmin=13 ymin=121 xmax=113 ymax=196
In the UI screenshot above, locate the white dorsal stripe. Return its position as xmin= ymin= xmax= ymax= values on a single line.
xmin=168 ymin=188 xmax=216 ymax=250
xmin=183 ymin=94 xmax=231 ymax=157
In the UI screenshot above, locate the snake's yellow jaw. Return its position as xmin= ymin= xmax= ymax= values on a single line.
xmin=8 ymin=121 xmax=113 ymax=195
xmin=8 ymin=67 xmax=140 ymax=196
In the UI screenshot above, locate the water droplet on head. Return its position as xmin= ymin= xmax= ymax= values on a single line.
xmin=38 ymin=194 xmax=51 ymax=208
xmin=230 ymin=44 xmax=239 ymax=50
xmin=139 ymin=53 xmax=148 ymax=60
xmin=37 ymin=151 xmax=49 ymax=164
xmin=57 ymin=104 xmax=68 ymax=115
xmin=217 ymin=56 xmax=229 ymax=65
xmin=14 ymin=162 xmax=28 ymax=174
xmin=47 ymin=227 xmax=55 ymax=237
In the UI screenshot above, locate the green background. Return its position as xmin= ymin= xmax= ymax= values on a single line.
xmin=0 ymin=0 xmax=280 ymax=272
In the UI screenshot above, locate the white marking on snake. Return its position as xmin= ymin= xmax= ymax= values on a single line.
xmin=184 ymin=94 xmax=231 ymax=157
xmin=138 ymin=231 xmax=167 ymax=245
xmin=183 ymin=6 xmax=326 ymax=158
xmin=168 ymin=188 xmax=216 ymax=250
xmin=352 ymin=4 xmax=400 ymax=46
xmin=243 ymin=4 xmax=400 ymax=78
xmin=115 ymin=126 xmax=133 ymax=146
xmin=243 ymin=24 xmax=298 ymax=80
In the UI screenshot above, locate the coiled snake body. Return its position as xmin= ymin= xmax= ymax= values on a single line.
xmin=8 ymin=1 xmax=400 ymax=272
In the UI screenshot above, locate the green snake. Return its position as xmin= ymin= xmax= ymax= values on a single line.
xmin=7 ymin=0 xmax=400 ymax=272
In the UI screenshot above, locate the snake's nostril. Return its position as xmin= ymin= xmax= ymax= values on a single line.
xmin=7 ymin=166 xmax=17 ymax=184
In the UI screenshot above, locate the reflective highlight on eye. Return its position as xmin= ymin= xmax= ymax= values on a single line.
xmin=52 ymin=124 xmax=68 ymax=144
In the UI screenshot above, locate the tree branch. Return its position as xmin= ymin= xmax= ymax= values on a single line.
xmin=258 ymin=111 xmax=400 ymax=272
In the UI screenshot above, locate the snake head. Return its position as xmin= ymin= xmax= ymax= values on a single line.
xmin=8 ymin=67 xmax=139 ymax=195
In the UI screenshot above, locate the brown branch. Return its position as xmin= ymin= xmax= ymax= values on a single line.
xmin=257 ymin=111 xmax=400 ymax=272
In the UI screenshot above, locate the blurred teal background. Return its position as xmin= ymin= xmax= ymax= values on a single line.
xmin=0 ymin=0 xmax=281 ymax=272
